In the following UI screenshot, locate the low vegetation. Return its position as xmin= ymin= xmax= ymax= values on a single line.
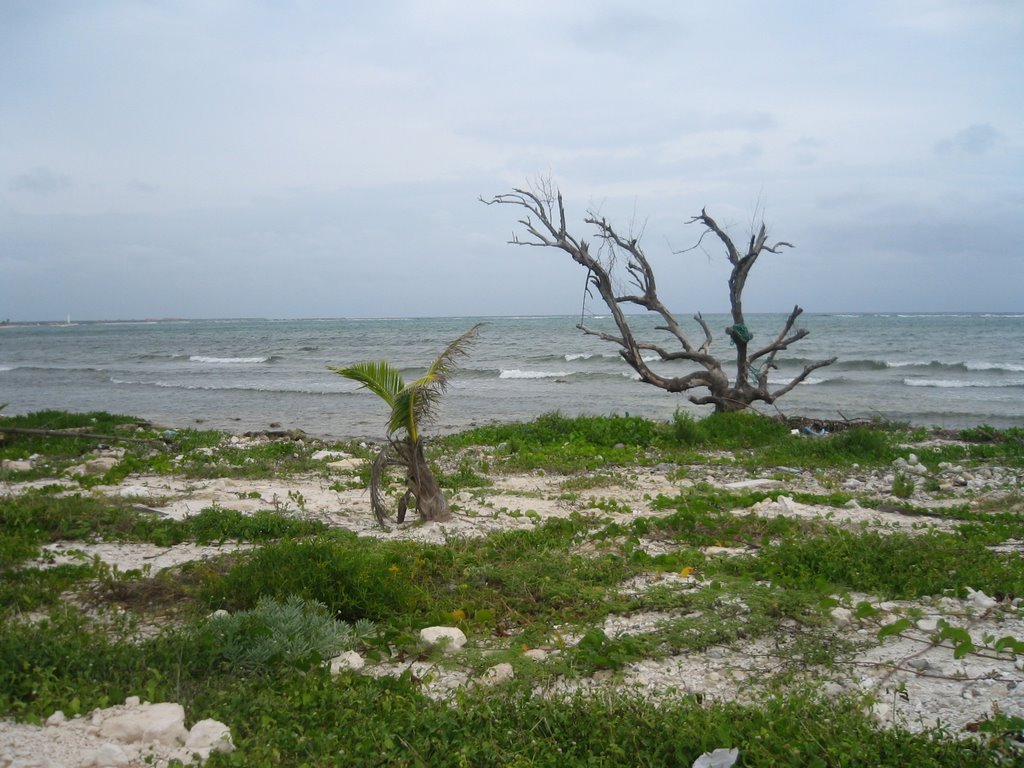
xmin=1 ymin=409 xmax=1023 ymax=765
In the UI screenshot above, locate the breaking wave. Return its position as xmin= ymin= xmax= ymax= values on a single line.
xmin=189 ymin=355 xmax=274 ymax=364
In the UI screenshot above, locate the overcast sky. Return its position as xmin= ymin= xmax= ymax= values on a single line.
xmin=2 ymin=0 xmax=1021 ymax=321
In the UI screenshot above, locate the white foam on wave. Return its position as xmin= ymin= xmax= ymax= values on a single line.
xmin=564 ymin=353 xmax=593 ymax=361
xmin=499 ymin=369 xmax=569 ymax=379
xmin=0 ymin=365 xmax=13 ymax=372
xmin=886 ymin=360 xmax=931 ymax=368
xmin=904 ymin=378 xmax=1022 ymax=389
xmin=189 ymin=355 xmax=269 ymax=364
xmin=967 ymin=361 xmax=1024 ymax=372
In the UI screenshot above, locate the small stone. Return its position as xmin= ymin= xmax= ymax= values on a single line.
xmin=477 ymin=663 xmax=515 ymax=685
xmin=0 ymin=459 xmax=34 ymax=472
xmin=907 ymin=658 xmax=932 ymax=671
xmin=723 ymin=478 xmax=781 ymax=490
xmin=523 ymin=649 xmax=548 ymax=662
xmin=327 ymin=458 xmax=363 ymax=471
xmin=967 ymin=587 xmax=998 ymax=610
xmin=830 ymin=607 xmax=853 ymax=629
xmin=915 ymin=618 xmax=939 ymax=632
xmin=185 ymin=718 xmax=236 ymax=756
xmin=45 ymin=710 xmax=67 ymax=726
xmin=777 ymin=495 xmax=798 ymax=514
xmin=87 ymin=743 xmax=131 ymax=767
xmin=124 ymin=696 xmax=141 ymax=707
xmin=99 ymin=702 xmax=188 ymax=746
xmin=312 ymin=449 xmax=350 ymax=461
xmin=68 ymin=457 xmax=119 ymax=476
xmin=329 ymin=651 xmax=365 ymax=674
xmin=908 ymin=454 xmax=919 ymax=466
xmin=692 ymin=747 xmax=739 ymax=768
xmin=419 ymin=626 xmax=467 ymax=651
xmin=822 ymin=682 xmax=846 ymax=697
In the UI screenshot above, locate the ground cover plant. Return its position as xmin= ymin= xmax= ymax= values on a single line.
xmin=1 ymin=410 xmax=1023 ymax=764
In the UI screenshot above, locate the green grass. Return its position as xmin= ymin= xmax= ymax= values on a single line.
xmin=0 ymin=492 xmax=327 ymax=565
xmin=0 ymin=614 xmax=1000 ymax=766
xmin=722 ymin=527 xmax=1024 ymax=600
xmin=3 ymin=410 xmax=1023 ymax=764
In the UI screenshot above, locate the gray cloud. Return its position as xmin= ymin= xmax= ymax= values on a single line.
xmin=934 ymin=124 xmax=1002 ymax=155
xmin=0 ymin=1 xmax=1020 ymax=321
xmin=10 ymin=167 xmax=71 ymax=194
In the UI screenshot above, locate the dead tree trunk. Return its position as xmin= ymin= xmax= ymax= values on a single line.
xmin=482 ymin=179 xmax=836 ymax=413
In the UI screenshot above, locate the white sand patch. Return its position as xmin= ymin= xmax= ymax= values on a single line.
xmin=35 ymin=541 xmax=254 ymax=572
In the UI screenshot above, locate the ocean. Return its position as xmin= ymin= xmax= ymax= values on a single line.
xmin=1 ymin=314 xmax=1022 ymax=439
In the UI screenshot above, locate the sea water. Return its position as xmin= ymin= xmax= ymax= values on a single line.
xmin=1 ymin=314 xmax=1022 ymax=438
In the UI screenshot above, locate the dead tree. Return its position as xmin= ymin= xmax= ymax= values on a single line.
xmin=482 ymin=179 xmax=836 ymax=413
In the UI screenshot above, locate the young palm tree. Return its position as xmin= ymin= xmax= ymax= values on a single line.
xmin=329 ymin=323 xmax=485 ymax=527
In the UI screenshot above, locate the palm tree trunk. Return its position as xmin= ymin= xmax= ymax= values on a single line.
xmin=401 ymin=440 xmax=452 ymax=522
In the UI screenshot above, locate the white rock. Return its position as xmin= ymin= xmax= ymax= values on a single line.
xmin=0 ymin=459 xmax=34 ymax=472
xmin=81 ymin=457 xmax=119 ymax=475
xmin=208 ymin=609 xmax=230 ymax=620
xmin=124 ymin=696 xmax=141 ymax=708
xmin=84 ymin=742 xmax=131 ymax=767
xmin=723 ymin=479 xmax=780 ymax=489
xmin=185 ymin=719 xmax=236 ymax=756
xmin=830 ymin=607 xmax=853 ymax=629
xmin=908 ymin=454 xmax=919 ymax=466
xmin=45 ymin=710 xmax=67 ymax=726
xmin=116 ymin=485 xmax=152 ymax=498
xmin=419 ymin=626 xmax=467 ymax=651
xmin=312 ymin=450 xmax=350 ymax=461
xmin=327 ymin=458 xmax=363 ymax=471
xmin=477 ymin=663 xmax=515 ymax=685
xmin=523 ymin=649 xmax=548 ymax=661
xmin=777 ymin=495 xmax=798 ymax=514
xmin=915 ymin=618 xmax=940 ymax=632
xmin=966 ymin=587 xmax=998 ymax=611
xmin=329 ymin=651 xmax=365 ymax=674
xmin=99 ymin=702 xmax=188 ymax=746
xmin=692 ymin=747 xmax=739 ymax=768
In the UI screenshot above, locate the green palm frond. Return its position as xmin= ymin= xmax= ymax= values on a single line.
xmin=329 ymin=323 xmax=485 ymax=441
xmin=329 ymin=361 xmax=405 ymax=408
xmin=389 ymin=387 xmax=418 ymax=438
xmin=405 ymin=323 xmax=486 ymax=434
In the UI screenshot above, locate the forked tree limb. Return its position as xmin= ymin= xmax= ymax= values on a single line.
xmin=483 ymin=179 xmax=836 ymax=412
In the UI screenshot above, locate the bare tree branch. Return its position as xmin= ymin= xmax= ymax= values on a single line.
xmin=483 ymin=178 xmax=836 ymax=413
